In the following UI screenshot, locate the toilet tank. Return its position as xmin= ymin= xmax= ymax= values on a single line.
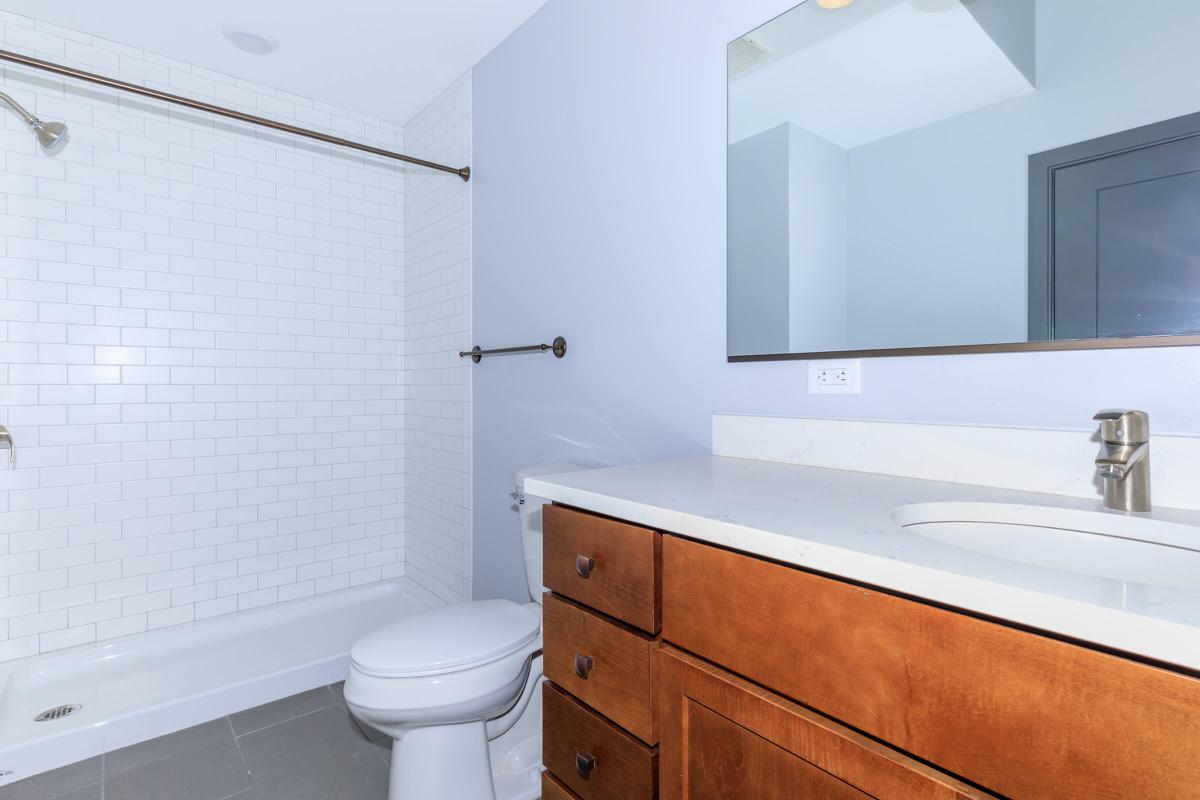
xmin=515 ymin=465 xmax=584 ymax=604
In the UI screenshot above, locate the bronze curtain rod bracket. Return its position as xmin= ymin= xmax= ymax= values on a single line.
xmin=460 ymin=337 xmax=567 ymax=364
xmin=0 ymin=48 xmax=472 ymax=181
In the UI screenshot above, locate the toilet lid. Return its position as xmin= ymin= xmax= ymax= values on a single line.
xmin=350 ymin=599 xmax=540 ymax=678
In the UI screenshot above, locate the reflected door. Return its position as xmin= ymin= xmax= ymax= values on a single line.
xmin=1030 ymin=114 xmax=1200 ymax=340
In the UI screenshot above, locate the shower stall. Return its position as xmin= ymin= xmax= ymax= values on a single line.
xmin=0 ymin=16 xmax=473 ymax=787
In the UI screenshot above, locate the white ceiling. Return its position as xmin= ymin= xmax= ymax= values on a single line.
xmin=729 ymin=0 xmax=1035 ymax=149
xmin=0 ymin=0 xmax=548 ymax=125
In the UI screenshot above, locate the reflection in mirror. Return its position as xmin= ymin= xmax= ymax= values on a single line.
xmin=727 ymin=0 xmax=1200 ymax=358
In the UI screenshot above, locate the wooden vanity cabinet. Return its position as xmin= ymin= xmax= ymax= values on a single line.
xmin=543 ymin=502 xmax=1200 ymax=798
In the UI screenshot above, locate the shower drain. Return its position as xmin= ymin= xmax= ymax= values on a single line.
xmin=34 ymin=704 xmax=81 ymax=722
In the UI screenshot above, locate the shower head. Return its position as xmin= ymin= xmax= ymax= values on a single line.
xmin=0 ymin=90 xmax=68 ymax=152
xmin=33 ymin=119 xmax=67 ymax=149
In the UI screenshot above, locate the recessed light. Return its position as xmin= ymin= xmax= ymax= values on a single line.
xmin=815 ymin=0 xmax=856 ymax=8
xmin=222 ymin=26 xmax=279 ymax=56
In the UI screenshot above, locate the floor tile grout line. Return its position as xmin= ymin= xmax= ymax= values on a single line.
xmin=214 ymin=787 xmax=254 ymax=800
xmin=44 ymin=780 xmax=103 ymax=800
xmin=227 ymin=715 xmax=247 ymax=763
xmin=226 ymin=714 xmax=256 ymax=796
xmin=232 ymin=701 xmax=340 ymax=740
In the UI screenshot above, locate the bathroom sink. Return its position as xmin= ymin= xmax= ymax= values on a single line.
xmin=891 ymin=503 xmax=1200 ymax=589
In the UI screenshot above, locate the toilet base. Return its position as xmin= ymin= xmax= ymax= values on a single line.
xmin=389 ymin=720 xmax=495 ymax=800
xmin=489 ymin=670 xmax=545 ymax=800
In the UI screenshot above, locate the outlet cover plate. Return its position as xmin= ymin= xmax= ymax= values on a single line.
xmin=808 ymin=360 xmax=862 ymax=395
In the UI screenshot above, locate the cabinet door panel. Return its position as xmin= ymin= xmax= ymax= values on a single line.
xmin=686 ymin=703 xmax=871 ymax=800
xmin=659 ymin=646 xmax=993 ymax=800
xmin=662 ymin=534 xmax=1200 ymax=799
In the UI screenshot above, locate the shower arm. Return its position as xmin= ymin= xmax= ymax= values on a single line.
xmin=0 ymin=90 xmax=39 ymax=127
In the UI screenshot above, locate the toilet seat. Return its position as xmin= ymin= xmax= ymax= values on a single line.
xmin=350 ymin=599 xmax=540 ymax=679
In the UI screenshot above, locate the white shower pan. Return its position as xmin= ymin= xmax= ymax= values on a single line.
xmin=0 ymin=579 xmax=443 ymax=788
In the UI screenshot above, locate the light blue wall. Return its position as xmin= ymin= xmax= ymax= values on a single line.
xmin=471 ymin=0 xmax=1200 ymax=602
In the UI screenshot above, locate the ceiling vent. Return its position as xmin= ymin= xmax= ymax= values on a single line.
xmin=728 ymin=37 xmax=770 ymax=76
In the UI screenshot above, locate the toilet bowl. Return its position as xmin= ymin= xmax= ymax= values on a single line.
xmin=345 ymin=600 xmax=541 ymax=799
xmin=344 ymin=464 xmax=582 ymax=800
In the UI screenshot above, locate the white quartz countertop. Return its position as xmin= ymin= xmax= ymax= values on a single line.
xmin=525 ymin=456 xmax=1200 ymax=671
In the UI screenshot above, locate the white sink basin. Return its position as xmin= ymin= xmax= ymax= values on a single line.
xmin=892 ymin=503 xmax=1200 ymax=590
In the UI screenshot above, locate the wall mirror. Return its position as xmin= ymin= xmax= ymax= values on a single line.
xmin=727 ymin=0 xmax=1200 ymax=360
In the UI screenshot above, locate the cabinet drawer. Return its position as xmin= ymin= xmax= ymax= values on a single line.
xmin=544 ymin=504 xmax=661 ymax=633
xmin=659 ymin=646 xmax=994 ymax=800
xmin=542 ymin=770 xmax=582 ymax=800
xmin=662 ymin=535 xmax=1200 ymax=800
xmin=543 ymin=592 xmax=658 ymax=744
xmin=543 ymin=681 xmax=658 ymax=800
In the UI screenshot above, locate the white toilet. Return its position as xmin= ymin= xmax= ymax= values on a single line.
xmin=344 ymin=465 xmax=580 ymax=800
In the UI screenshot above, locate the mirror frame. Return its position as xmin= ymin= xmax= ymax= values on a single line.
xmin=726 ymin=334 xmax=1200 ymax=363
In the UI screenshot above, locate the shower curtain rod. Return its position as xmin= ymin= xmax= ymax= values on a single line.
xmin=0 ymin=48 xmax=471 ymax=181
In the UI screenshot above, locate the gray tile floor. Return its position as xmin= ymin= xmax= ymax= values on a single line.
xmin=1 ymin=683 xmax=393 ymax=800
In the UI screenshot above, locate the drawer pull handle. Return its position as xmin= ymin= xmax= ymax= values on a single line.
xmin=574 ymin=653 xmax=594 ymax=679
xmin=575 ymin=554 xmax=596 ymax=578
xmin=575 ymin=751 xmax=597 ymax=779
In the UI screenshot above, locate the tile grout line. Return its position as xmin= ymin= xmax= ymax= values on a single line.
xmin=225 ymin=714 xmax=255 ymax=795
xmin=214 ymin=788 xmax=254 ymax=800
xmin=44 ymin=781 xmax=104 ymax=800
xmin=231 ymin=698 xmax=339 ymax=740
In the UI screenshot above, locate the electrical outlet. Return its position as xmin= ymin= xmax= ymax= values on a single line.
xmin=808 ymin=360 xmax=862 ymax=395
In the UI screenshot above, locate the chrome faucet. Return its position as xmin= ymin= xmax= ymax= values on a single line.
xmin=1093 ymin=409 xmax=1150 ymax=512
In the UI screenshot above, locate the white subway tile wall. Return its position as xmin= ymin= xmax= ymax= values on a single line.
xmin=0 ymin=13 xmax=473 ymax=662
xmin=402 ymin=74 xmax=473 ymax=603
